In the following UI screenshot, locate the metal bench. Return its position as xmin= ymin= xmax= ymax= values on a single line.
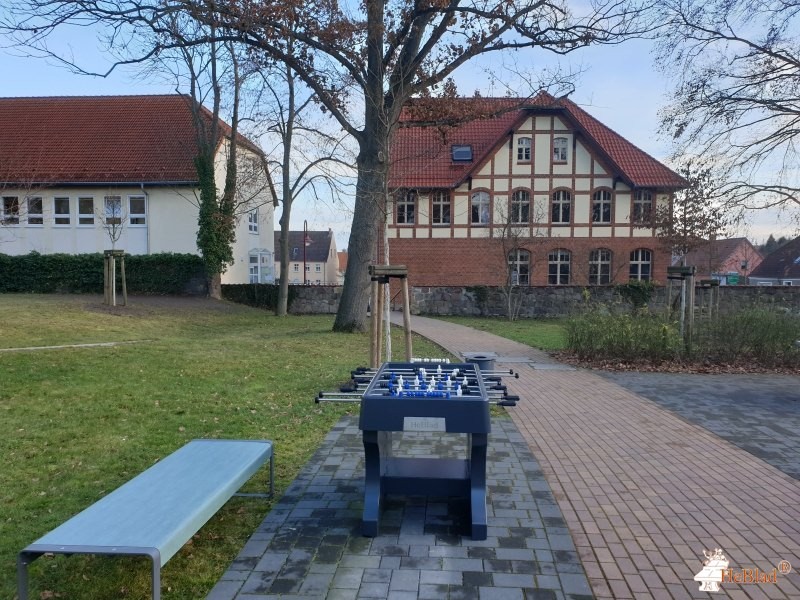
xmin=18 ymin=438 xmax=274 ymax=600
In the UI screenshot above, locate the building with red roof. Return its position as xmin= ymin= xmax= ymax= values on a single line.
xmin=0 ymin=95 xmax=276 ymax=284
xmin=387 ymin=92 xmax=687 ymax=286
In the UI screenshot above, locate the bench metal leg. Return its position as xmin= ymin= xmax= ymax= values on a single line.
xmin=151 ymin=552 xmax=161 ymax=600
xmin=269 ymin=452 xmax=274 ymax=497
xmin=17 ymin=552 xmax=32 ymax=600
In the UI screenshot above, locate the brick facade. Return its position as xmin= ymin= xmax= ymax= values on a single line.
xmin=390 ymin=237 xmax=667 ymax=287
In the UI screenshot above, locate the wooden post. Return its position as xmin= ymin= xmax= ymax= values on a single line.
xmin=375 ymin=281 xmax=384 ymax=366
xmin=370 ymin=278 xmax=379 ymax=368
xmin=103 ymin=253 xmax=110 ymax=305
xmin=119 ymin=253 xmax=128 ymax=306
xmin=401 ymin=276 xmax=413 ymax=361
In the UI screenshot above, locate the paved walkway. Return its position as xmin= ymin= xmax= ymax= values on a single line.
xmin=395 ymin=316 xmax=800 ymax=600
xmin=211 ymin=315 xmax=800 ymax=599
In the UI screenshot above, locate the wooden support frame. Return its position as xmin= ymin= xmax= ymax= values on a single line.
xmin=368 ymin=265 xmax=413 ymax=368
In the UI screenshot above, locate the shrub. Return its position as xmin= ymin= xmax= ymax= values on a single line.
xmin=0 ymin=252 xmax=206 ymax=295
xmin=696 ymin=308 xmax=800 ymax=367
xmin=565 ymin=311 xmax=682 ymax=362
xmin=615 ymin=280 xmax=656 ymax=309
xmin=222 ymin=284 xmax=295 ymax=312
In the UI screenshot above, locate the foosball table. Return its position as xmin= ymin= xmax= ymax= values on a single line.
xmin=317 ymin=359 xmax=519 ymax=540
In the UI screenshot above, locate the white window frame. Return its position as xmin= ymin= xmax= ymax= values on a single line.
xmin=26 ymin=196 xmax=44 ymax=226
xmin=589 ymin=248 xmax=612 ymax=285
xmin=548 ymin=249 xmax=571 ymax=285
xmin=293 ymin=264 xmax=299 ymax=272
xmin=551 ymin=190 xmax=571 ymax=225
xmin=54 ymin=197 xmax=71 ymax=226
xmin=248 ymin=208 xmax=259 ymax=233
xmin=104 ymin=196 xmax=122 ymax=226
xmin=511 ymin=190 xmax=530 ymax=224
xmin=517 ymin=137 xmax=531 ymax=162
xmin=431 ymin=190 xmax=451 ymax=225
xmin=315 ymin=264 xmax=321 ymax=272
xmin=553 ymin=137 xmax=568 ymax=162
xmin=592 ymin=189 xmax=612 ymax=224
xmin=470 ymin=191 xmax=491 ymax=225
xmin=249 ymin=255 xmax=260 ymax=283
xmin=1 ymin=196 xmax=20 ymax=225
xmin=629 ymin=248 xmax=652 ymax=281
xmin=78 ymin=197 xmax=95 ymax=226
xmin=128 ymin=195 xmax=147 ymax=226
xmin=396 ymin=190 xmax=416 ymax=225
xmin=633 ymin=190 xmax=653 ymax=224
xmin=508 ymin=249 xmax=531 ymax=286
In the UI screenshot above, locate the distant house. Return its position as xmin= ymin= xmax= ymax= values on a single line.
xmin=748 ymin=236 xmax=800 ymax=286
xmin=679 ymin=238 xmax=763 ymax=285
xmin=0 ymin=95 xmax=276 ymax=284
xmin=387 ymin=92 xmax=687 ymax=286
xmin=274 ymin=229 xmax=339 ymax=285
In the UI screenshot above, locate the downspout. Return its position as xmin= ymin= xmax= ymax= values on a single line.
xmin=140 ymin=183 xmax=150 ymax=254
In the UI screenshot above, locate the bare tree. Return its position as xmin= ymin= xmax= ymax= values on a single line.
xmin=250 ymin=57 xmax=356 ymax=316
xmin=653 ymin=0 xmax=800 ymax=215
xmin=652 ymin=157 xmax=733 ymax=265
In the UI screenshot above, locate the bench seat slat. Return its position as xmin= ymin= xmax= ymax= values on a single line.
xmin=31 ymin=439 xmax=272 ymax=564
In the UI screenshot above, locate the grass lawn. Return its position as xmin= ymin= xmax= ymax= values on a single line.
xmin=0 ymin=294 xmax=447 ymax=599
xmin=435 ymin=316 xmax=568 ymax=351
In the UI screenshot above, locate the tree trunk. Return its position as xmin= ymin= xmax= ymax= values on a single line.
xmin=277 ymin=212 xmax=291 ymax=315
xmin=333 ymin=148 xmax=387 ymax=332
xmin=208 ymin=271 xmax=222 ymax=300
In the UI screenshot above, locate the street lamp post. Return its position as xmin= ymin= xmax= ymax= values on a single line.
xmin=303 ymin=220 xmax=313 ymax=285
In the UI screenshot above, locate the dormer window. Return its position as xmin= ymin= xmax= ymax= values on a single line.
xmin=451 ymin=145 xmax=473 ymax=162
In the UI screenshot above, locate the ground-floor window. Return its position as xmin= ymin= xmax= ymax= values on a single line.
xmin=249 ymin=251 xmax=274 ymax=283
xmin=629 ymin=248 xmax=652 ymax=281
xmin=589 ymin=248 xmax=612 ymax=285
xmin=548 ymin=249 xmax=571 ymax=285
xmin=508 ymin=249 xmax=531 ymax=286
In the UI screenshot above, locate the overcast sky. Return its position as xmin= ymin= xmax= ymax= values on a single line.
xmin=0 ymin=33 xmax=794 ymax=249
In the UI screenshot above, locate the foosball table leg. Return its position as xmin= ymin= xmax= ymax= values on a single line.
xmin=470 ymin=433 xmax=488 ymax=541
xmin=362 ymin=430 xmax=382 ymax=537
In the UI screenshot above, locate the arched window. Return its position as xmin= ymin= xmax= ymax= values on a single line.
xmin=471 ymin=191 xmax=491 ymax=225
xmin=548 ymin=249 xmax=571 ymax=285
xmin=517 ymin=137 xmax=531 ymax=161
xmin=589 ymin=248 xmax=612 ymax=285
xmin=630 ymin=248 xmax=652 ymax=281
xmin=592 ymin=189 xmax=612 ymax=224
xmin=633 ymin=190 xmax=653 ymax=223
xmin=551 ymin=189 xmax=571 ymax=224
xmin=431 ymin=190 xmax=451 ymax=225
xmin=396 ymin=190 xmax=416 ymax=224
xmin=553 ymin=137 xmax=568 ymax=162
xmin=511 ymin=190 xmax=530 ymax=224
xmin=508 ymin=249 xmax=531 ymax=286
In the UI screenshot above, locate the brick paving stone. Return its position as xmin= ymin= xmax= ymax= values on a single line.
xmin=210 ymin=408 xmax=586 ymax=600
xmin=391 ymin=314 xmax=800 ymax=600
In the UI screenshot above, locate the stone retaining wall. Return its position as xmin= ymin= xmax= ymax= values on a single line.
xmin=283 ymin=284 xmax=800 ymax=318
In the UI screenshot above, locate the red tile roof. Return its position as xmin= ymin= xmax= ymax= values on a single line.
xmin=677 ymin=238 xmax=762 ymax=277
xmin=0 ymin=95 xmax=264 ymax=185
xmin=749 ymin=236 xmax=800 ymax=280
xmin=389 ymin=92 xmax=687 ymax=190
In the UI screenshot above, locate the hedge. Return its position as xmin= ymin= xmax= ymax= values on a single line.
xmin=221 ymin=284 xmax=295 ymax=312
xmin=0 ymin=252 xmax=207 ymax=295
